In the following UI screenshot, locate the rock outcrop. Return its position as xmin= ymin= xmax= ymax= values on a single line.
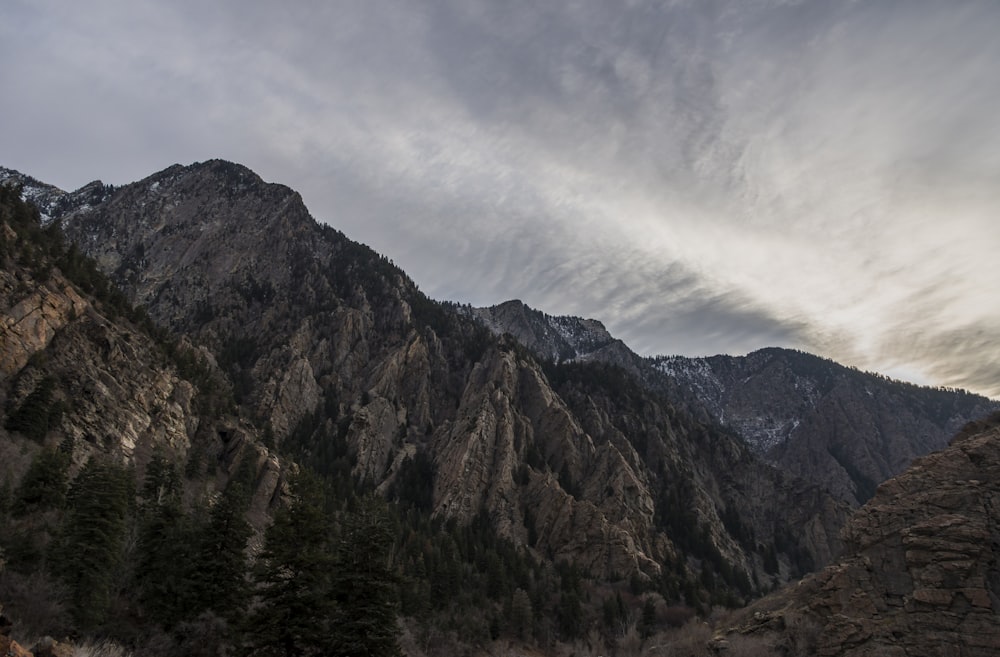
xmin=466 ymin=299 xmax=998 ymax=509
xmin=0 ymin=603 xmax=32 ymax=657
xmin=718 ymin=414 xmax=1000 ymax=656
xmin=0 ymin=182 xmax=287 ymax=536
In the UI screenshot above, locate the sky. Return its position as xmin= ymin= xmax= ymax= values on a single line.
xmin=2 ymin=0 xmax=999 ymax=398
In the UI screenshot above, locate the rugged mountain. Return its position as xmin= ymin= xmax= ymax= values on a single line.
xmin=717 ymin=413 xmax=1000 ymax=657
xmin=467 ymin=299 xmax=998 ymax=507
xmin=0 ymin=181 xmax=285 ymax=535
xmin=463 ymin=300 xmax=636 ymax=368
xmin=655 ymin=349 xmax=998 ymax=506
xmin=0 ymin=183 xmax=291 ymax=650
xmin=2 ymin=159 xmax=852 ymax=599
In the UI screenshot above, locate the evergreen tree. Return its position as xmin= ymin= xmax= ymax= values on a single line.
xmin=13 ymin=447 xmax=69 ymax=516
xmin=136 ymin=454 xmax=194 ymax=627
xmin=246 ymin=471 xmax=334 ymax=657
xmin=330 ymin=497 xmax=401 ymax=657
xmin=640 ymin=596 xmax=657 ymax=638
xmin=509 ymin=588 xmax=533 ymax=639
xmin=190 ymin=483 xmax=251 ymax=621
xmin=5 ymin=376 xmax=60 ymax=441
xmin=49 ymin=458 xmax=132 ymax=630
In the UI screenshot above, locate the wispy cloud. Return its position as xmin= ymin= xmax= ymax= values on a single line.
xmin=2 ymin=0 xmax=998 ymax=396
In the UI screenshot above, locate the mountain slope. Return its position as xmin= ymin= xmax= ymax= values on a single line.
xmin=718 ymin=413 xmax=1000 ymax=656
xmin=656 ymin=349 xmax=998 ymax=505
xmin=0 ymin=180 xmax=284 ymax=530
xmin=467 ymin=299 xmax=998 ymax=506
xmin=0 ymin=183 xmax=291 ymax=648
xmin=8 ymin=159 xmax=851 ymax=599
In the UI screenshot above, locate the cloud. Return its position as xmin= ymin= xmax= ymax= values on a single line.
xmin=2 ymin=0 xmax=999 ymax=397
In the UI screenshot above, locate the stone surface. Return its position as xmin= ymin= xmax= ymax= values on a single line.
xmin=720 ymin=415 xmax=1000 ymax=657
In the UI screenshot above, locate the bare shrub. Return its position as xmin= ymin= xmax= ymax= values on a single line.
xmin=661 ymin=605 xmax=696 ymax=629
xmin=644 ymin=618 xmax=713 ymax=657
xmin=783 ymin=610 xmax=823 ymax=655
xmin=616 ymin=622 xmax=643 ymax=657
xmin=0 ymin=569 xmax=71 ymax=639
xmin=72 ymin=639 xmax=133 ymax=657
xmin=725 ymin=633 xmax=780 ymax=657
xmin=172 ymin=611 xmax=230 ymax=657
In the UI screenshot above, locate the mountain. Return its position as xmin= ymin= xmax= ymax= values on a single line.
xmin=655 ymin=349 xmax=998 ymax=506
xmin=47 ymin=161 xmax=852 ymax=580
xmin=716 ymin=412 xmax=1000 ymax=657
xmin=468 ymin=299 xmax=998 ymax=507
xmin=463 ymin=300 xmax=636 ymax=367
xmin=0 ymin=159 xmax=989 ymax=654
xmin=2 ymin=161 xmax=849 ymax=589
xmin=0 ymin=182 xmax=287 ymax=647
xmin=0 ymin=181 xmax=283 ymax=521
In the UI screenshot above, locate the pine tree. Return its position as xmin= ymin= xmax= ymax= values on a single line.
xmin=136 ymin=454 xmax=194 ymax=627
xmin=13 ymin=447 xmax=69 ymax=516
xmin=246 ymin=471 xmax=334 ymax=657
xmin=509 ymin=588 xmax=533 ymax=639
xmin=330 ymin=496 xmax=401 ymax=657
xmin=5 ymin=376 xmax=59 ymax=441
xmin=640 ymin=595 xmax=657 ymax=638
xmin=190 ymin=482 xmax=251 ymax=621
xmin=49 ymin=458 xmax=132 ymax=630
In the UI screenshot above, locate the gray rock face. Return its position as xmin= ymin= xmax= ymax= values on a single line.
xmin=467 ymin=300 xmax=620 ymax=363
xmin=0 ymin=185 xmax=287 ymax=537
xmin=721 ymin=414 xmax=1000 ymax=657
xmin=465 ymin=299 xmax=998 ymax=508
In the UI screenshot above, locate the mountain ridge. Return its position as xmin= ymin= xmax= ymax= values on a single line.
xmin=1 ymin=159 xmax=995 ymax=655
xmin=4 ymin=159 xmax=849 ymax=586
xmin=467 ymin=298 xmax=999 ymax=506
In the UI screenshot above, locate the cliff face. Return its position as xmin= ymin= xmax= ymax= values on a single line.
xmin=0 ymin=159 xmax=850 ymax=593
xmin=0 ymin=182 xmax=285 ymax=535
xmin=720 ymin=414 xmax=1000 ymax=657
xmin=465 ymin=299 xmax=998 ymax=509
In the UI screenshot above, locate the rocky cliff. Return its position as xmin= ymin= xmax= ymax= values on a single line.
xmin=0 ymin=160 xmax=854 ymax=596
xmin=465 ymin=299 xmax=998 ymax=507
xmin=717 ymin=413 xmax=1000 ymax=656
xmin=0 ymin=180 xmax=285 ymax=536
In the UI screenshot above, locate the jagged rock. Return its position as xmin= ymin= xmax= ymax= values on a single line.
xmin=720 ymin=415 xmax=1000 ymax=657
xmin=467 ymin=301 xmax=998 ymax=509
xmin=0 ymin=636 xmax=32 ymax=657
xmin=0 ymin=180 xmax=290 ymax=542
xmin=0 ymin=272 xmax=88 ymax=383
xmin=259 ymin=356 xmax=321 ymax=439
xmin=467 ymin=300 xmax=620 ymax=363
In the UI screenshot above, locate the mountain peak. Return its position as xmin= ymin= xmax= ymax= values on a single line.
xmin=467 ymin=299 xmax=616 ymax=362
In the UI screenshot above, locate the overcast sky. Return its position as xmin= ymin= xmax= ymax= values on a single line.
xmin=3 ymin=0 xmax=999 ymax=397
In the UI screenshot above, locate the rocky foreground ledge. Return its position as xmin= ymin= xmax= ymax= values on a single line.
xmin=716 ymin=413 xmax=1000 ymax=656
